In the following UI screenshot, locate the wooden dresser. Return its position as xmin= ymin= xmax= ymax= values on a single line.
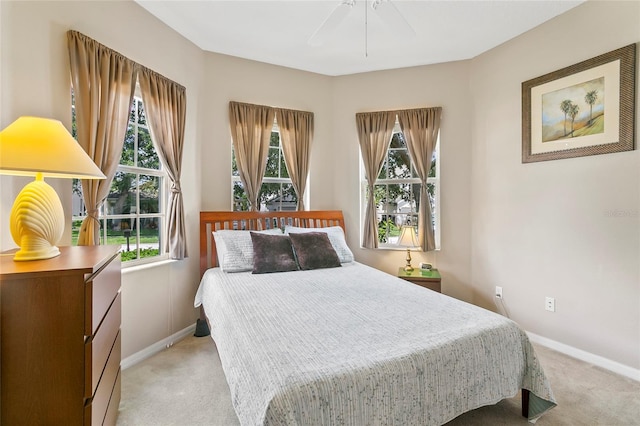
xmin=1 ymin=245 xmax=122 ymax=425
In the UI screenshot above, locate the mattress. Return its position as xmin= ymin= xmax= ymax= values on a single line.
xmin=195 ymin=262 xmax=556 ymax=425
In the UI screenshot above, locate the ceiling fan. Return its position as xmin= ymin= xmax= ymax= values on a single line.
xmin=308 ymin=0 xmax=416 ymax=50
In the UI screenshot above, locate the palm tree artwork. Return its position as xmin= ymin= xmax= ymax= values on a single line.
xmin=560 ymin=99 xmax=573 ymax=137
xmin=568 ymin=103 xmax=580 ymax=137
xmin=585 ymin=90 xmax=598 ymax=125
xmin=541 ymin=76 xmax=604 ymax=142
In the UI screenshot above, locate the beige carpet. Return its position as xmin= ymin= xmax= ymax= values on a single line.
xmin=117 ymin=334 xmax=640 ymax=425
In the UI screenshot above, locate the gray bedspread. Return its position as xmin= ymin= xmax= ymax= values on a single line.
xmin=195 ymin=262 xmax=556 ymax=426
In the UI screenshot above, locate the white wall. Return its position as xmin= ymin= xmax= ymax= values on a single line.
xmin=2 ymin=0 xmax=638 ymax=373
xmin=469 ymin=1 xmax=640 ymax=370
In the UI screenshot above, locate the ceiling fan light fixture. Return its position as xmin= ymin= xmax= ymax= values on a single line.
xmin=308 ymin=0 xmax=416 ymax=52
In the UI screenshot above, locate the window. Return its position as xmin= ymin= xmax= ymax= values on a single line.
xmin=71 ymin=87 xmax=167 ymax=264
xmin=362 ymin=120 xmax=440 ymax=248
xmin=232 ymin=119 xmax=298 ymax=211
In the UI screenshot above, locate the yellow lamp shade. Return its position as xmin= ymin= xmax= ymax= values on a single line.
xmin=0 ymin=116 xmax=105 ymax=178
xmin=0 ymin=116 xmax=105 ymax=261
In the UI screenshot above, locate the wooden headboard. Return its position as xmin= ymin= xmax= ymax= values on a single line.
xmin=199 ymin=210 xmax=346 ymax=277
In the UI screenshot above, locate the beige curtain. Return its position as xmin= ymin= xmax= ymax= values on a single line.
xmin=397 ymin=107 xmax=442 ymax=251
xmin=276 ymin=108 xmax=314 ymax=210
xmin=138 ymin=67 xmax=188 ymax=259
xmin=67 ymin=30 xmax=136 ymax=245
xmin=356 ymin=111 xmax=396 ymax=248
xmin=229 ymin=102 xmax=275 ymax=211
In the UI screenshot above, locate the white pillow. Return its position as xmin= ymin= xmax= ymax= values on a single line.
xmin=213 ymin=228 xmax=283 ymax=272
xmin=284 ymin=225 xmax=354 ymax=263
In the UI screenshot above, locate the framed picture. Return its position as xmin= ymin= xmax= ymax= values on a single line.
xmin=522 ymin=44 xmax=636 ymax=163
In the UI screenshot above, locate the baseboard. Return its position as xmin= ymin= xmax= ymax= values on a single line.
xmin=121 ymin=324 xmax=196 ymax=371
xmin=527 ymin=331 xmax=640 ymax=382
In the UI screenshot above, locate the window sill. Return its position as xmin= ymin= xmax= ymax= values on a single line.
xmin=122 ymin=257 xmax=176 ymax=274
xmin=363 ymin=245 xmax=441 ymax=252
xmin=374 ymin=244 xmax=423 ymax=251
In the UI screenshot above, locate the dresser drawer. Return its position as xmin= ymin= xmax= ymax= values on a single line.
xmin=103 ymin=369 xmax=121 ymax=426
xmin=85 ymin=292 xmax=121 ymax=398
xmin=85 ymin=253 xmax=121 ymax=335
xmin=85 ymin=331 xmax=121 ymax=426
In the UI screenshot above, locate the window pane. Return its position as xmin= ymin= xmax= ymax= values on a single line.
xmin=139 ymin=174 xmax=160 ymax=213
xmin=377 ymin=159 xmax=388 ymax=179
xmin=377 ymin=214 xmax=399 ymax=244
xmin=137 ymin=99 xmax=146 ymax=125
xmin=138 ymin=127 xmax=159 ymax=170
xmin=265 ymin=147 xmax=279 ymax=178
xmin=260 ymin=182 xmax=281 ymax=211
xmin=280 ymin=152 xmax=289 ymax=179
xmin=108 ymin=172 xmax=136 ymax=215
xmin=411 ymin=183 xmax=421 ymax=214
xmin=105 ymin=217 xmax=134 ymax=249
xmin=140 ymin=217 xmax=161 ymax=259
xmin=280 ymin=183 xmax=297 ymax=211
xmin=233 ymin=181 xmax=249 ymax=211
xmin=71 ymin=99 xmax=77 ymax=138
xmin=395 ymin=183 xmax=416 ymax=214
xmin=386 ymin=183 xmax=403 ymax=212
xmin=231 ymin=150 xmax=239 ymax=176
xmin=427 ymin=183 xmax=436 ymax=229
xmin=388 ymin=149 xmax=411 ymax=179
xmin=373 ymin=184 xmax=387 ymax=212
xmin=389 ymin=221 xmax=403 ymax=243
xmin=121 ymin=124 xmax=135 ymax=166
xmin=429 ymin=149 xmax=437 ymax=178
xmin=71 ymin=179 xmax=85 ymax=217
xmin=111 ymin=218 xmax=137 ymax=261
xmin=71 ymin=219 xmax=82 ymax=246
xmin=129 ymin=101 xmax=136 ymax=124
xmin=269 ymin=132 xmax=279 ymax=147
xmin=389 ymin=132 xmax=406 ymax=149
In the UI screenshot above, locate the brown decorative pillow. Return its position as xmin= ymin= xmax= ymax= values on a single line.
xmin=289 ymin=232 xmax=341 ymax=271
xmin=250 ymin=232 xmax=298 ymax=274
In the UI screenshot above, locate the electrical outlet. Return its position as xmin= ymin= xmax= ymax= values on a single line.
xmin=545 ymin=297 xmax=555 ymax=312
xmin=495 ymin=286 xmax=503 ymax=299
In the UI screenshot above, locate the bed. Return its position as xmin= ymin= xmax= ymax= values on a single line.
xmin=195 ymin=210 xmax=556 ymax=425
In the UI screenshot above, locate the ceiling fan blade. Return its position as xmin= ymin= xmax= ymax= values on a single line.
xmin=371 ymin=0 xmax=416 ymax=38
xmin=308 ymin=0 xmax=355 ymax=46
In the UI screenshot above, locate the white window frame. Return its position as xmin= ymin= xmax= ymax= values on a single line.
xmin=360 ymin=120 xmax=440 ymax=250
xmin=231 ymin=118 xmax=308 ymax=211
xmin=72 ymin=84 xmax=169 ymax=267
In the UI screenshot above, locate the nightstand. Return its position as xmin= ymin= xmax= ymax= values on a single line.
xmin=398 ymin=267 xmax=441 ymax=293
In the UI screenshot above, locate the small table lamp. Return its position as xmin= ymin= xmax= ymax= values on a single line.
xmin=397 ymin=225 xmax=419 ymax=272
xmin=0 ymin=116 xmax=105 ymax=261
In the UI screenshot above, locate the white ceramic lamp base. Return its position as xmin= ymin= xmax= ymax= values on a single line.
xmin=10 ymin=174 xmax=64 ymax=261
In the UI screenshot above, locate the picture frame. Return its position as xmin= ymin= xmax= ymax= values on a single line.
xmin=522 ymin=44 xmax=636 ymax=163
